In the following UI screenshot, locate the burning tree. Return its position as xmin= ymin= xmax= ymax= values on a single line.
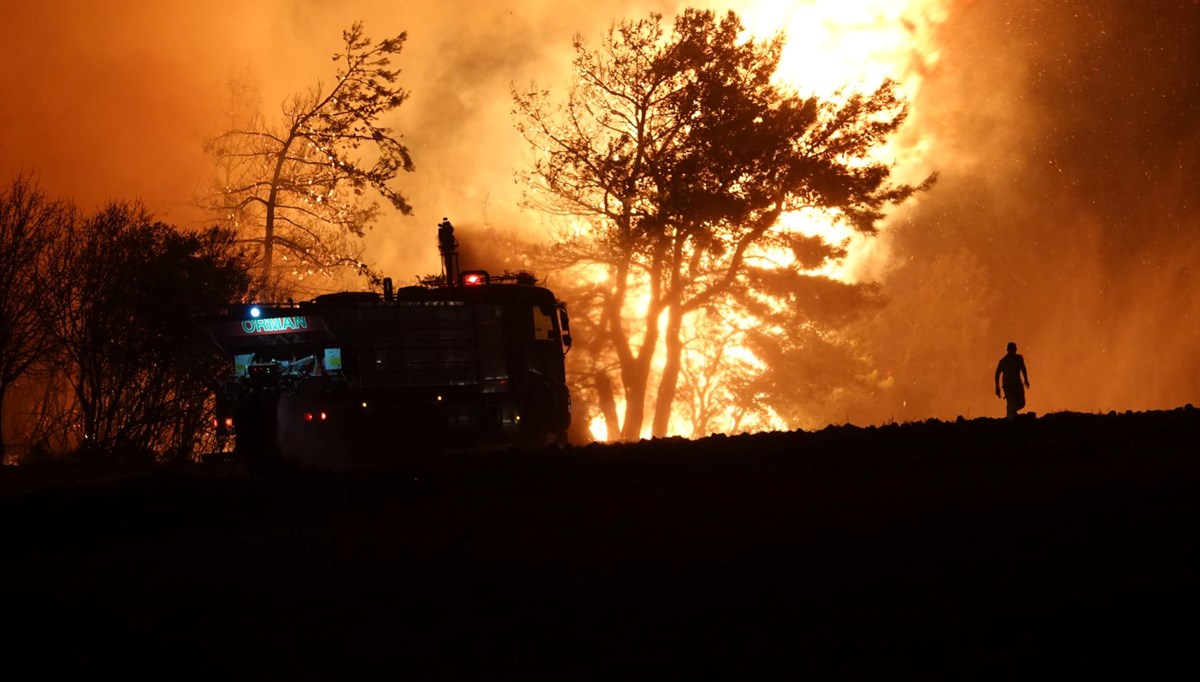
xmin=513 ymin=9 xmax=932 ymax=440
xmin=204 ymin=21 xmax=413 ymax=294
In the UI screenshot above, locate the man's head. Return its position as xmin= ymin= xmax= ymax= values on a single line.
xmin=1007 ymin=342 xmax=1017 ymax=353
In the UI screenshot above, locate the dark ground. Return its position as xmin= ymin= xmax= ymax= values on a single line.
xmin=2 ymin=407 xmax=1199 ymax=679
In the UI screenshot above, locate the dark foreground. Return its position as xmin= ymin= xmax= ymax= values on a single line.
xmin=3 ymin=408 xmax=1199 ymax=679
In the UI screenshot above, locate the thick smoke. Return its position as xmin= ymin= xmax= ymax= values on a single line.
xmin=0 ymin=0 xmax=671 ymax=278
xmin=0 ymin=1 xmax=275 ymax=220
xmin=866 ymin=0 xmax=1200 ymax=420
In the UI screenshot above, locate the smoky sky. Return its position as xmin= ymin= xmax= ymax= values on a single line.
xmin=0 ymin=0 xmax=672 ymax=276
xmin=872 ymin=0 xmax=1200 ymax=420
xmin=1 ymin=0 xmax=1197 ymax=423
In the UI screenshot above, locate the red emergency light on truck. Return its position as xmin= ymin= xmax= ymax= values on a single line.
xmin=201 ymin=220 xmax=572 ymax=468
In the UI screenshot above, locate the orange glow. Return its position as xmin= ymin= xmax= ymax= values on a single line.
xmin=729 ymin=0 xmax=951 ymax=283
xmin=734 ymin=0 xmax=951 ymax=98
xmin=586 ymin=1 xmax=950 ymax=442
xmin=5 ymin=1 xmax=1198 ymax=453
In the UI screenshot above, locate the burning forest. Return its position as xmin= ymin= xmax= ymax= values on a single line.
xmin=1 ymin=0 xmax=1199 ymax=458
xmin=2 ymin=3 xmax=1200 ymax=676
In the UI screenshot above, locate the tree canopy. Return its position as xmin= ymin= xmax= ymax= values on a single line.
xmin=204 ymin=21 xmax=413 ymax=295
xmin=513 ymin=9 xmax=933 ymax=440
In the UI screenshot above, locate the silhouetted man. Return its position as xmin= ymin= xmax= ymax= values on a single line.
xmin=995 ymin=341 xmax=1030 ymax=419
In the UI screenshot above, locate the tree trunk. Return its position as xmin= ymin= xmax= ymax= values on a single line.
xmin=261 ymin=202 xmax=275 ymax=289
xmin=0 ymin=386 xmax=7 ymax=464
xmin=594 ymin=371 xmax=620 ymax=442
xmin=260 ymin=181 xmax=280 ymax=291
xmin=616 ymin=309 xmax=652 ymax=441
xmin=618 ymin=296 xmax=666 ymax=441
xmin=650 ymin=233 xmax=691 ymax=438
xmin=601 ymin=253 xmax=657 ymax=442
xmin=619 ymin=358 xmax=650 ymax=441
xmin=260 ymin=138 xmax=295 ymax=291
xmin=603 ymin=259 xmax=637 ymax=441
xmin=651 ymin=301 xmax=685 ymax=438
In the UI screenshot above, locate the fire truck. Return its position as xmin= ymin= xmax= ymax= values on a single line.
xmin=202 ymin=220 xmax=572 ymax=468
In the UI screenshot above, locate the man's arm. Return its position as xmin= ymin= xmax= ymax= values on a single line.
xmin=995 ymin=362 xmax=1002 ymax=397
xmin=1020 ymin=358 xmax=1030 ymax=387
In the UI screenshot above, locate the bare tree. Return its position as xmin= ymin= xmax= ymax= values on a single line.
xmin=513 ymin=9 xmax=932 ymax=439
xmin=204 ymin=21 xmax=414 ymax=294
xmin=0 ymin=176 xmax=70 ymax=462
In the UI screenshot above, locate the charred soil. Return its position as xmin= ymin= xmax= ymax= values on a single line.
xmin=2 ymin=407 xmax=1199 ymax=679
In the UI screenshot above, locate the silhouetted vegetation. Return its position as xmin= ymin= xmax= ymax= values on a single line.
xmin=1 ymin=177 xmax=252 ymax=464
xmin=39 ymin=202 xmax=251 ymax=461
xmin=513 ymin=9 xmax=933 ymax=439
xmin=0 ymin=176 xmax=72 ymax=462
xmin=203 ymin=21 xmax=414 ymax=295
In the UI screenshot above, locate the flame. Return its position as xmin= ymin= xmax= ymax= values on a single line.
xmin=586 ymin=0 xmax=953 ymax=442
xmin=736 ymin=0 xmax=952 ymax=98
xmin=733 ymin=0 xmax=952 ymax=282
